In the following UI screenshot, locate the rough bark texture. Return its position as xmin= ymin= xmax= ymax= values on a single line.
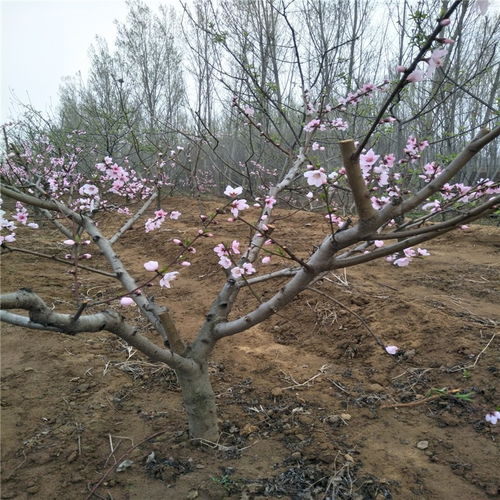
xmin=176 ymin=365 xmax=219 ymax=441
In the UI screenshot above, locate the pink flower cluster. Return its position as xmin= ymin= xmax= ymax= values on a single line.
xmin=213 ymin=240 xmax=256 ymax=278
xmin=145 ymin=209 xmax=181 ymax=233
xmin=404 ymin=136 xmax=429 ymax=163
xmin=387 ymin=247 xmax=430 ymax=267
xmin=338 ymin=82 xmax=378 ymax=107
xmin=223 ymin=185 xmax=249 ymax=218
xmin=303 ymin=118 xmax=348 ymax=133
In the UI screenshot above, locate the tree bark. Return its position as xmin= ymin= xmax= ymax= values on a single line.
xmin=176 ymin=364 xmax=219 ymax=441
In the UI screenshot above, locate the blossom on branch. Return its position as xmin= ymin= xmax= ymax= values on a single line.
xmin=159 ymin=272 xmax=179 ymax=288
xmin=224 ymin=185 xmax=243 ymax=198
xmin=304 ymin=168 xmax=327 ymax=187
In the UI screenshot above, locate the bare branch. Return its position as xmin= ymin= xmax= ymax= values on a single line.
xmin=109 ymin=192 xmax=158 ymax=244
xmin=0 ymin=289 xmax=195 ymax=372
xmin=2 ymin=245 xmax=116 ymax=278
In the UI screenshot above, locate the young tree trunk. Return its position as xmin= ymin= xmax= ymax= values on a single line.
xmin=176 ymin=364 xmax=219 ymax=441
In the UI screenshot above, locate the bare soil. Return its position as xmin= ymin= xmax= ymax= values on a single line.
xmin=1 ymin=197 xmax=499 ymax=499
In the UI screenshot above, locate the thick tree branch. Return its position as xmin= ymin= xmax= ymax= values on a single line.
xmin=1 ymin=184 xmax=177 ymax=348
xmin=381 ymin=126 xmax=499 ymax=220
xmin=366 ymin=195 xmax=499 ymax=241
xmin=109 ymin=192 xmax=158 ymax=244
xmin=0 ymin=289 xmax=195 ymax=372
xmin=1 ymin=185 xmax=63 ymax=212
xmin=339 ymin=139 xmax=376 ymax=222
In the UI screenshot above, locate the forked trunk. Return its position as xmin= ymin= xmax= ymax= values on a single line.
xmin=176 ymin=364 xmax=219 ymax=441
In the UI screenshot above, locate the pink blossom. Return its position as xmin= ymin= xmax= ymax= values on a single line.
xmin=418 ymin=140 xmax=429 ymax=151
xmin=181 ymin=261 xmax=191 ymax=267
xmin=306 ymin=192 xmax=314 ymax=199
xmin=460 ymin=225 xmax=470 ymax=230
xmin=13 ymin=212 xmax=28 ymax=224
xmin=159 ymin=271 xmax=179 ymax=288
xmin=262 ymin=256 xmax=271 ymax=264
xmin=440 ymin=18 xmax=451 ymax=26
xmin=422 ymin=200 xmax=441 ymax=213
xmin=172 ymin=238 xmax=182 ymax=245
xmin=144 ymin=261 xmax=159 ymax=272
xmin=393 ymin=257 xmax=410 ymax=267
xmin=27 ymin=222 xmax=39 ymax=229
xmin=154 ymin=209 xmax=168 ymax=219
xmin=243 ymin=105 xmax=255 ymax=117
xmin=331 ymin=118 xmax=348 ymax=131
xmin=360 ymin=149 xmax=380 ymax=168
xmin=396 ymin=65 xmax=407 ymax=73
xmin=79 ymin=184 xmax=99 ymax=196
xmin=120 ymin=297 xmax=135 ymax=307
xmin=224 ymin=185 xmax=243 ymax=198
xmin=417 ymin=248 xmax=430 ymax=256
xmin=385 ymin=345 xmax=399 ymax=355
xmin=63 ymin=239 xmax=76 ymax=246
xmin=374 ymin=240 xmax=384 ymax=248
xmin=231 ymin=240 xmax=241 ymax=254
xmin=231 ymin=199 xmax=249 ymax=217
xmin=265 ymin=196 xmax=277 ymax=209
xmin=406 ymin=69 xmax=425 ymax=82
xmin=218 ymin=255 xmax=232 ymax=269
xmin=0 ymin=233 xmax=16 ymax=243
xmin=304 ymin=168 xmax=327 ymax=187
xmin=305 ymin=102 xmax=316 ymax=115
xmin=231 ymin=266 xmax=244 ymax=278
xmin=304 ymin=119 xmax=322 ymax=133
xmin=325 ymin=214 xmax=344 ymax=225
xmin=441 ymin=38 xmax=455 ymax=44
xmin=80 ymin=253 xmax=92 ymax=259
xmin=242 ymin=262 xmax=256 ymax=275
xmin=485 ymin=411 xmax=500 ymax=424
xmin=403 ymin=248 xmax=416 ymax=258
xmin=170 ymin=211 xmax=181 ymax=220
xmin=384 ymin=154 xmax=396 ymax=168
xmin=214 ymin=243 xmax=228 ymax=257
xmin=426 ymin=48 xmax=448 ymax=77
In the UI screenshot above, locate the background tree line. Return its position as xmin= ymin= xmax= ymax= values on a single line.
xmin=6 ymin=0 xmax=499 ymax=201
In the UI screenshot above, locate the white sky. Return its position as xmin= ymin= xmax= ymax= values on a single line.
xmin=0 ymin=0 xmax=170 ymax=123
xmin=2 ymin=0 xmax=499 ymax=124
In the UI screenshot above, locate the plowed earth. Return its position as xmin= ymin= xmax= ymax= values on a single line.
xmin=1 ymin=197 xmax=499 ymax=499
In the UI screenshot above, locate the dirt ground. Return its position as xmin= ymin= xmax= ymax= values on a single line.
xmin=1 ymin=197 xmax=499 ymax=499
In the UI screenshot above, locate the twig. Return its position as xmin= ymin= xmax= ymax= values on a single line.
xmin=327 ymin=378 xmax=351 ymax=395
xmin=280 ymin=364 xmax=329 ymax=390
xmin=86 ymin=430 xmax=166 ymax=499
xmin=306 ymin=286 xmax=386 ymax=351
xmin=470 ymin=332 xmax=497 ymax=368
xmin=4 ymin=450 xmax=27 ymax=480
xmin=2 ymin=245 xmax=116 ymax=278
xmin=381 ymin=389 xmax=461 ymax=409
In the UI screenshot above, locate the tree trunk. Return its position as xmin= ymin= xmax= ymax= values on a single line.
xmin=176 ymin=364 xmax=219 ymax=441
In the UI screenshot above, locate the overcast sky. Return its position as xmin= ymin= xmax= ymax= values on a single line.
xmin=0 ymin=0 xmax=170 ymax=123
xmin=2 ymin=0 xmax=498 ymax=124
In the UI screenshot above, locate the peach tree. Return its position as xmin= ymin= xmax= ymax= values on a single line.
xmin=1 ymin=0 xmax=499 ymax=440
